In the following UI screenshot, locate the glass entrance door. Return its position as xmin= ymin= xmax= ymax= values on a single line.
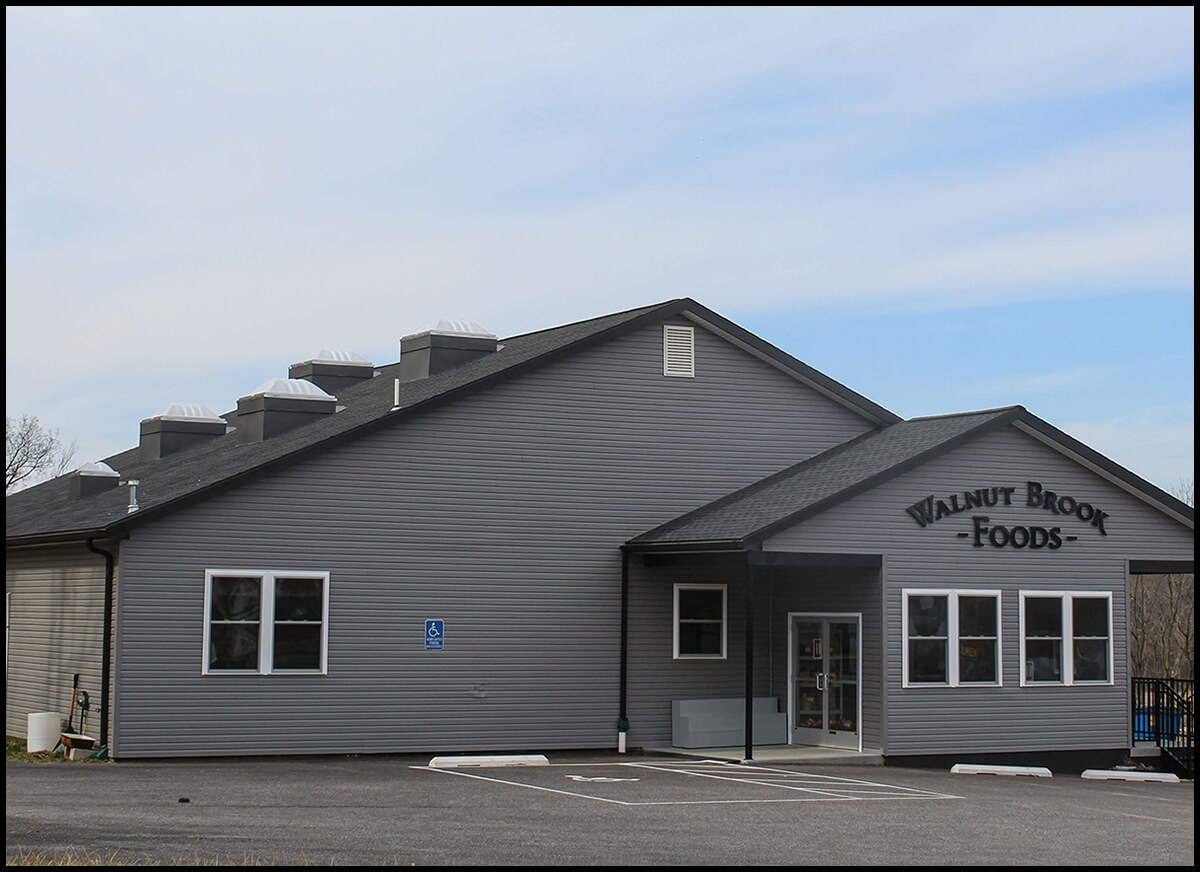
xmin=790 ymin=615 xmax=860 ymax=750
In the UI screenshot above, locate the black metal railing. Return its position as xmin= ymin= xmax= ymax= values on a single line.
xmin=1133 ymin=677 xmax=1194 ymax=778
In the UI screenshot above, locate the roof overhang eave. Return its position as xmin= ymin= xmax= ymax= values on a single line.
xmin=6 ymin=526 xmax=126 ymax=549
xmin=621 ymin=538 xmax=747 ymax=555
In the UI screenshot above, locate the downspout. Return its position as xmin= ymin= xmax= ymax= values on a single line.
xmin=618 ymin=549 xmax=630 ymax=753
xmin=85 ymin=539 xmax=115 ymax=751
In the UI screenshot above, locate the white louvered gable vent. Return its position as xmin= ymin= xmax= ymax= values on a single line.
xmin=663 ymin=325 xmax=695 ymax=377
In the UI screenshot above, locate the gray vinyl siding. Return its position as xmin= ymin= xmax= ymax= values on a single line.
xmin=763 ymin=424 xmax=1194 ymax=757
xmin=111 ymin=319 xmax=874 ymax=757
xmin=5 ymin=545 xmax=116 ymax=742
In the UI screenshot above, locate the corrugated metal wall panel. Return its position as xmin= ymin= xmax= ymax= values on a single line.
xmin=112 ymin=320 xmax=875 ymax=757
xmin=5 ymin=546 xmax=116 ymax=743
xmin=764 ymin=425 xmax=1193 ymax=756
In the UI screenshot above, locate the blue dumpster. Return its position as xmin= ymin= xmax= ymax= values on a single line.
xmin=1135 ymin=708 xmax=1183 ymax=738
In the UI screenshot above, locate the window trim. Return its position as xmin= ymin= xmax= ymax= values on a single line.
xmin=203 ymin=569 xmax=330 ymax=676
xmin=1019 ymin=591 xmax=1113 ymax=687
xmin=902 ymin=589 xmax=1003 ymax=688
xmin=673 ymin=583 xmax=727 ymax=660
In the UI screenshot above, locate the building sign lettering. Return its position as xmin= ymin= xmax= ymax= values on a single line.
xmin=904 ymin=481 xmax=1111 ymax=549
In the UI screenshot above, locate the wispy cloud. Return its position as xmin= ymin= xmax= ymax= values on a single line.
xmin=5 ymin=7 xmax=1194 ymax=463
xmin=968 ymin=366 xmax=1119 ymax=397
xmin=1062 ymin=407 xmax=1195 ymax=492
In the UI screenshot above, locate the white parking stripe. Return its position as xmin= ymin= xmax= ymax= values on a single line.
xmin=629 ymin=761 xmax=961 ymax=800
xmin=415 ymin=760 xmax=962 ymax=805
xmin=419 ymin=766 xmax=630 ymax=805
xmin=628 ymin=763 xmax=854 ymax=799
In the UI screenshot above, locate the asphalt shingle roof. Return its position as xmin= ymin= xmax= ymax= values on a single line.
xmin=6 ymin=301 xmax=674 ymax=543
xmin=12 ymin=298 xmax=1187 ymax=550
xmin=627 ymin=407 xmax=1023 ymax=548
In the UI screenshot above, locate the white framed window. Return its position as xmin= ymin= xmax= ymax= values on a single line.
xmin=673 ymin=583 xmax=726 ymax=659
xmin=1019 ymin=591 xmax=1112 ymax=686
xmin=663 ymin=325 xmax=695 ymax=377
xmin=902 ymin=590 xmax=1002 ymax=687
xmin=203 ymin=570 xmax=329 ymax=675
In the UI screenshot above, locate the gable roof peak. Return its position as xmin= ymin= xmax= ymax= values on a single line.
xmin=8 ymin=297 xmax=896 ymax=545
xmin=907 ymin=405 xmax=1024 ymax=423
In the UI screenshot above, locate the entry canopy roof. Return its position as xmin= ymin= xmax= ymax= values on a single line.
xmin=626 ymin=405 xmax=1194 ymax=554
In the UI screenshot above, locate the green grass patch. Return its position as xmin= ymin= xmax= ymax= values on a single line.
xmin=5 ymin=735 xmax=107 ymax=764
xmin=5 ymin=735 xmax=66 ymax=764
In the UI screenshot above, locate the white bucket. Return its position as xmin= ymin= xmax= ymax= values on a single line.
xmin=27 ymin=712 xmax=61 ymax=752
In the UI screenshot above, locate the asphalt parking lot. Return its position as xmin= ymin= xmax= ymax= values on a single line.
xmin=6 ymin=753 xmax=1194 ymax=865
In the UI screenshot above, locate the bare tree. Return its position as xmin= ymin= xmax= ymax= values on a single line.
xmin=5 ymin=414 xmax=78 ymax=494
xmin=1129 ymin=478 xmax=1194 ymax=680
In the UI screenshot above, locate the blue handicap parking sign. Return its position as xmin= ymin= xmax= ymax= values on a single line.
xmin=425 ymin=619 xmax=444 ymax=650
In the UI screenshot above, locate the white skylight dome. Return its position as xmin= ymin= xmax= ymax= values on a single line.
xmin=403 ymin=318 xmax=497 ymax=341
xmin=301 ymin=349 xmax=374 ymax=367
xmin=77 ymin=461 xmax=120 ymax=477
xmin=149 ymin=403 xmax=225 ymax=423
xmin=242 ymin=378 xmax=336 ymax=401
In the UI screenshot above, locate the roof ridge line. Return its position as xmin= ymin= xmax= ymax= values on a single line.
xmin=906 ymin=405 xmax=1024 ymax=422
xmin=501 ymin=299 xmax=683 ymax=342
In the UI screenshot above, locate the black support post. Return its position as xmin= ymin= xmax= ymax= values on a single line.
xmin=743 ymin=551 xmax=755 ymax=763
xmin=618 ymin=549 xmax=630 ymax=750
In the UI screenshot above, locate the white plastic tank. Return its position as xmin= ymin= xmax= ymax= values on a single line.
xmin=27 ymin=712 xmax=61 ymax=752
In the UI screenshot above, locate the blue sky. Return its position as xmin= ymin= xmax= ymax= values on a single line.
xmin=5 ymin=7 xmax=1193 ymax=491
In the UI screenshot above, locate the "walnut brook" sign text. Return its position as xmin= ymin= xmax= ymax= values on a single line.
xmin=905 ymin=481 xmax=1110 ymax=549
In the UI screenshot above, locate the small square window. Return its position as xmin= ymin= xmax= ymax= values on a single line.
xmin=674 ymin=584 xmax=726 ymax=658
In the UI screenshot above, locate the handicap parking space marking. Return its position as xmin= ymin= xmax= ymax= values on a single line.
xmin=416 ymin=766 xmax=633 ymax=805
xmin=626 ymin=762 xmax=960 ymax=802
xmin=415 ymin=760 xmax=961 ymax=805
xmin=626 ymin=763 xmax=857 ymax=800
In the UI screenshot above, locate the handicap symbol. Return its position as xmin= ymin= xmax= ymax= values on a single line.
xmin=425 ymin=620 xmax=444 ymax=650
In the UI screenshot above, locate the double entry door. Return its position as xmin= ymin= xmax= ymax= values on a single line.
xmin=789 ymin=614 xmax=861 ymax=750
